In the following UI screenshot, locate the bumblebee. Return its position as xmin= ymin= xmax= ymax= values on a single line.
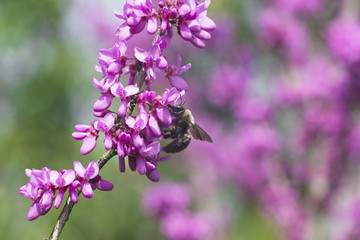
xmin=162 ymin=104 xmax=213 ymax=153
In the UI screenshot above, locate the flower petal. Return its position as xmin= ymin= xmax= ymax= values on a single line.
xmin=169 ymin=75 xmax=189 ymax=91
xmin=49 ymin=170 xmax=60 ymax=186
xmin=141 ymin=142 xmax=160 ymax=159
xmin=81 ymin=182 xmax=94 ymax=199
xmin=149 ymin=114 xmax=162 ymax=136
xmin=191 ymin=36 xmax=206 ymax=48
xmin=85 ymin=161 xmax=99 ymax=180
xmin=147 ymin=17 xmax=158 ymax=34
xmin=200 ymin=16 xmax=216 ymax=31
xmin=156 ymin=106 xmax=172 ymax=126
xmin=95 ymin=179 xmax=114 ymax=191
xmin=133 ymin=133 xmax=145 ymax=149
xmin=75 ymin=124 xmax=90 ymax=132
xmin=117 ymin=24 xmax=132 ymax=41
xmin=94 ymin=94 xmax=112 ymax=112
xmin=119 ymin=156 xmax=126 ymax=172
xmin=130 ymin=20 xmax=147 ymax=34
xmin=108 ymin=62 xmax=121 ymax=76
xmin=156 ymin=56 xmax=168 ymax=69
xmin=54 ymin=188 xmax=65 ymax=209
xmin=27 ymin=201 xmax=41 ymax=221
xmin=63 ymin=169 xmax=76 ymax=186
xmin=80 ymin=136 xmax=97 ymax=155
xmin=74 ymin=161 xmax=85 ymax=178
xmin=128 ymin=156 xmax=137 ymax=171
xmin=134 ymin=47 xmax=148 ymax=63
xmin=146 ymin=168 xmax=160 ymax=182
xmin=69 ymin=185 xmax=79 ymax=203
xmin=125 ymin=85 xmax=139 ymax=97
xmin=72 ymin=132 xmax=87 ymax=140
xmin=136 ymin=156 xmax=146 ymax=175
xmin=104 ymin=134 xmax=114 ymax=150
xmin=118 ymin=99 xmax=128 ymax=117
xmin=180 ymin=23 xmax=192 ymax=40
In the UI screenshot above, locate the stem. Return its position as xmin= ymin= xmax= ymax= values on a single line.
xmin=134 ymin=62 xmax=147 ymax=90
xmin=48 ymin=149 xmax=117 ymax=240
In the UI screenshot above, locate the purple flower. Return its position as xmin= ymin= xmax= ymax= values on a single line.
xmin=160 ymin=211 xmax=213 ymax=240
xmin=92 ymin=76 xmax=118 ymax=95
xmin=125 ymin=112 xmax=148 ymax=132
xmin=115 ymin=0 xmax=158 ymax=40
xmin=134 ymin=36 xmax=169 ymax=82
xmin=137 ymin=90 xmax=157 ymax=114
xmin=72 ymin=121 xmax=99 ymax=155
xmin=160 ymin=6 xmax=170 ymax=33
xmin=96 ymin=41 xmax=128 ymax=78
xmin=94 ymin=112 xmax=116 ymax=150
xmin=20 ymin=167 xmax=54 ymax=221
xmin=139 ymin=141 xmax=160 ymax=160
xmin=207 ymin=65 xmax=248 ymax=108
xmin=165 ymin=55 xmax=191 ymax=91
xmin=115 ymin=131 xmax=132 ymax=172
xmin=261 ymin=184 xmax=308 ymax=240
xmin=93 ymin=93 xmax=113 ymax=113
xmin=142 ymin=182 xmax=192 ymax=217
xmin=91 ymin=175 xmax=114 ymax=191
xmin=73 ymin=161 xmax=99 ymax=199
xmin=258 ymin=7 xmax=309 ymax=62
xmin=162 ymin=87 xmax=185 ymax=105
xmin=27 ymin=199 xmax=53 ymax=221
xmin=325 ymin=19 xmax=360 ymax=65
xmin=110 ymin=82 xmax=139 ymax=116
xmin=146 ymin=149 xmax=170 ymax=182
xmin=177 ymin=0 xmax=216 ymax=48
xmin=268 ymin=0 xmax=324 ymax=14
xmin=50 ymin=170 xmax=76 ymax=209
xmin=270 ymin=0 xmax=324 ymax=13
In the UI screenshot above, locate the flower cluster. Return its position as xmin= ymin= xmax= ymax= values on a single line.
xmin=19 ymin=0 xmax=215 ymax=228
xmin=115 ymin=0 xmax=216 ymax=48
xmin=19 ymin=161 xmax=113 ymax=221
xmin=73 ymin=87 xmax=184 ymax=182
xmin=72 ymin=0 xmax=215 ymax=183
xmin=325 ymin=18 xmax=360 ymax=66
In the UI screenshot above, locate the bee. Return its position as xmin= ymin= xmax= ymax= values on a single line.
xmin=162 ymin=104 xmax=213 ymax=153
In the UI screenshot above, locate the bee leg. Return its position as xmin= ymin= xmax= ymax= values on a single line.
xmin=163 ymin=133 xmax=191 ymax=153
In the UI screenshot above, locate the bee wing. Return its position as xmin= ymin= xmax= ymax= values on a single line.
xmin=189 ymin=123 xmax=213 ymax=143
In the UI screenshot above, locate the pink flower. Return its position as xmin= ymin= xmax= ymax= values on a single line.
xmin=50 ymin=170 xmax=76 ymax=209
xmin=325 ymin=19 xmax=360 ymax=65
xmin=72 ymin=121 xmax=99 ymax=155
xmin=94 ymin=113 xmax=116 ymax=150
xmin=110 ymin=82 xmax=139 ymax=116
xmin=165 ymin=55 xmax=191 ymax=91
xmin=115 ymin=0 xmax=158 ymax=40
xmin=74 ymin=161 xmax=99 ymax=199
xmin=134 ymin=36 xmax=169 ymax=82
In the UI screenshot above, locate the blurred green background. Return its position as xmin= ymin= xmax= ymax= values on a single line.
xmin=0 ymin=0 xmax=277 ymax=239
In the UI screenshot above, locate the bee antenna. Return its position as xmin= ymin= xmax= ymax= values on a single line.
xmin=179 ymin=94 xmax=186 ymax=106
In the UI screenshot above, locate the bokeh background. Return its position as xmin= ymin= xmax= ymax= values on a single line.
xmin=2 ymin=0 xmax=360 ymax=239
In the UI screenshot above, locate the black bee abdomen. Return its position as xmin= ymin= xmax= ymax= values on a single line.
xmin=163 ymin=133 xmax=191 ymax=153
